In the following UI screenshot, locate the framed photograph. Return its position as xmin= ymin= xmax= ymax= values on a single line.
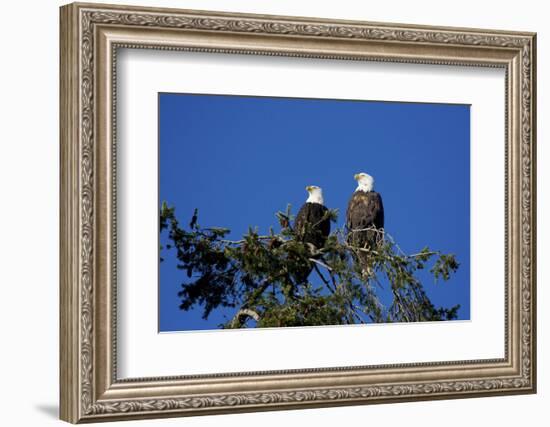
xmin=60 ymin=2 xmax=537 ymax=423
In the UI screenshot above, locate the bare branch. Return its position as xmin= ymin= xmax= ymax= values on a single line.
xmin=221 ymin=236 xmax=284 ymax=245
xmin=308 ymin=257 xmax=333 ymax=271
xmin=312 ymin=263 xmax=337 ymax=294
xmin=230 ymin=308 xmax=260 ymax=327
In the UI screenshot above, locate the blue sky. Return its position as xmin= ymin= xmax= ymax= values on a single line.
xmin=159 ymin=93 xmax=470 ymax=332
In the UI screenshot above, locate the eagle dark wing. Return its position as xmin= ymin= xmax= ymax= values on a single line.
xmin=295 ymin=202 xmax=331 ymax=249
xmin=346 ymin=191 xmax=384 ymax=250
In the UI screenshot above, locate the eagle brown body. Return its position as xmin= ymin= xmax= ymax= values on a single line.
xmin=295 ymin=202 xmax=331 ymax=250
xmin=346 ymin=190 xmax=384 ymax=273
xmin=294 ymin=201 xmax=331 ymax=284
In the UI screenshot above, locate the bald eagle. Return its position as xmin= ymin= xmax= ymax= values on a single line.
xmin=346 ymin=173 xmax=384 ymax=274
xmin=294 ymin=185 xmax=331 ymax=283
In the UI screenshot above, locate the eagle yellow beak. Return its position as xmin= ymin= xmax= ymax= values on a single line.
xmin=354 ymin=173 xmax=361 ymax=181
xmin=306 ymin=185 xmax=313 ymax=192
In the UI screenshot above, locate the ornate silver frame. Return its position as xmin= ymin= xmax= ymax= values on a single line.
xmin=60 ymin=2 xmax=536 ymax=423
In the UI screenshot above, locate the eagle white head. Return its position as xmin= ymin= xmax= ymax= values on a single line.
xmin=305 ymin=185 xmax=324 ymax=205
xmin=354 ymin=172 xmax=375 ymax=192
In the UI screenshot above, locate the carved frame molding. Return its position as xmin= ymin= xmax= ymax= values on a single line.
xmin=60 ymin=2 xmax=536 ymax=423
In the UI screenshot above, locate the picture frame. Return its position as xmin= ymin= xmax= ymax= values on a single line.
xmin=59 ymin=2 xmax=537 ymax=423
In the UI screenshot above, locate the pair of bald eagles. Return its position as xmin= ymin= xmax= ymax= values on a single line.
xmin=294 ymin=172 xmax=384 ymax=278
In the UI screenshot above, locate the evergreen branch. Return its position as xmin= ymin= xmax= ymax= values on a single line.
xmin=160 ymin=203 xmax=462 ymax=328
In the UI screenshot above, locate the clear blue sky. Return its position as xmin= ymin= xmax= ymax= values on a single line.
xmin=159 ymin=93 xmax=470 ymax=332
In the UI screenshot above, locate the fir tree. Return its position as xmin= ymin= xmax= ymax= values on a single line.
xmin=160 ymin=202 xmax=460 ymax=328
